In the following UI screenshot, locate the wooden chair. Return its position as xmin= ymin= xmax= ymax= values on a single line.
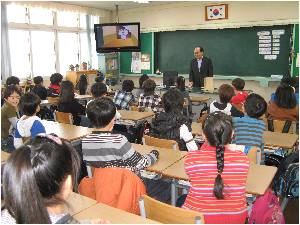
xmin=87 ymin=91 xmax=92 ymax=95
xmin=247 ymin=147 xmax=262 ymax=164
xmin=263 ymin=118 xmax=296 ymax=134
xmin=142 ymin=135 xmax=179 ymax=150
xmin=232 ymin=103 xmax=243 ymax=111
xmin=47 ymin=97 xmax=58 ymax=107
xmin=54 ymin=110 xmax=74 ymax=125
xmin=139 ymin=195 xmax=205 ymax=224
xmin=131 ymin=106 xmax=139 ymax=111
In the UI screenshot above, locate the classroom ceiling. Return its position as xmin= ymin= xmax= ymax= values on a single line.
xmin=58 ymin=1 xmax=180 ymax=11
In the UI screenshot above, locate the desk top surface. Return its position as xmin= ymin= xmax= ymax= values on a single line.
xmin=189 ymin=96 xmax=212 ymax=102
xmin=73 ymin=202 xmax=161 ymax=224
xmin=132 ymin=143 xmax=187 ymax=173
xmin=63 ymin=192 xmax=98 ymax=216
xmin=262 ymin=131 xmax=299 ymax=149
xmin=119 ymin=110 xmax=155 ymax=121
xmin=162 ymin=158 xmax=277 ymax=196
xmin=1 ymin=151 xmax=11 ymax=162
xmin=44 ymin=122 xmax=93 ymax=142
xmin=191 ymin=122 xmax=202 ymax=136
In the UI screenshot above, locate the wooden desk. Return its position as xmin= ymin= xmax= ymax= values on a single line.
xmin=73 ymin=202 xmax=161 ymax=224
xmin=62 ymin=192 xmax=98 ymax=216
xmin=1 ymin=151 xmax=10 ymax=162
xmin=45 ymin=123 xmax=93 ymax=146
xmin=190 ymin=96 xmax=211 ymax=103
xmin=262 ymin=131 xmax=299 ymax=149
xmin=162 ymin=159 xmax=277 ymax=196
xmin=74 ymin=94 xmax=93 ymax=100
xmin=119 ymin=110 xmax=155 ymax=126
xmin=132 ymin=143 xmax=187 ymax=173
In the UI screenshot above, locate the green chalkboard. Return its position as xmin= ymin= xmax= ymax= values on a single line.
xmin=120 ymin=32 xmax=153 ymax=74
xmin=155 ymin=25 xmax=292 ymax=77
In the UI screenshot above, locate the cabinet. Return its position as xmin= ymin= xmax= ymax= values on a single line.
xmin=98 ymin=53 xmax=120 ymax=85
xmin=66 ymin=70 xmax=98 ymax=86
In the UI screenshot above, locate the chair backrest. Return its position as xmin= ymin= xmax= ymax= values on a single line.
xmin=87 ymin=91 xmax=92 ymax=95
xmin=54 ymin=110 xmax=74 ymax=125
xmin=262 ymin=118 xmax=295 ymax=134
xmin=79 ymin=167 xmax=147 ymax=215
xmin=183 ymin=98 xmax=189 ymax=107
xmin=131 ymin=106 xmax=139 ymax=111
xmin=47 ymin=97 xmax=58 ymax=106
xmin=142 ymin=135 xmax=179 ymax=150
xmin=139 ymin=195 xmax=205 ymax=224
xmin=247 ymin=147 xmax=262 ymax=164
xmin=232 ymin=103 xmax=243 ymax=111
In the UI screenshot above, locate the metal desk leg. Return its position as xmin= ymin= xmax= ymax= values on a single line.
xmin=281 ymin=197 xmax=289 ymax=212
xmin=171 ymin=178 xmax=176 ymax=206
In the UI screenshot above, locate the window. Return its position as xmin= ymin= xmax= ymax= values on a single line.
xmin=6 ymin=5 xmax=27 ymax=23
xmin=6 ymin=5 xmax=99 ymax=79
xmin=30 ymin=8 xmax=53 ymax=25
xmin=9 ymin=30 xmax=31 ymax=78
xmin=31 ymin=31 xmax=56 ymax=77
xmin=58 ymin=32 xmax=79 ymax=72
xmin=57 ymin=11 xmax=78 ymax=27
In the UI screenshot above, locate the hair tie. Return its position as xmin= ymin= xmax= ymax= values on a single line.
xmin=218 ymin=172 xmax=222 ymax=175
xmin=36 ymin=133 xmax=62 ymax=145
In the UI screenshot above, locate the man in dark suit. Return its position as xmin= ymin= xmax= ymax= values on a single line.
xmin=188 ymin=46 xmax=213 ymax=88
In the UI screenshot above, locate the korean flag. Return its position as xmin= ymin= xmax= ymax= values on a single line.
xmin=207 ymin=5 xmax=226 ymax=19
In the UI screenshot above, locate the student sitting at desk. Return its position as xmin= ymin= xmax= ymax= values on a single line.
xmin=57 ymin=80 xmax=86 ymax=126
xmin=177 ymin=112 xmax=249 ymax=224
xmin=151 ymin=89 xmax=197 ymax=151
xmin=175 ymin=76 xmax=192 ymax=117
xmin=82 ymin=98 xmax=171 ymax=203
xmin=14 ymin=92 xmax=46 ymax=149
xmin=138 ymin=79 xmax=162 ymax=113
xmin=75 ymin=74 xmax=88 ymax=95
xmin=231 ymin=93 xmax=267 ymax=155
xmin=33 ymin=76 xmax=47 ymax=100
xmin=266 ymin=84 xmax=299 ymax=122
xmin=1 ymin=85 xmax=20 ymax=153
xmin=47 ymin=73 xmax=63 ymax=97
xmin=270 ymin=77 xmax=299 ymax=105
xmin=208 ymin=84 xmax=244 ymax=117
xmin=113 ymin=79 xmax=137 ymax=110
xmin=230 ymin=78 xmax=248 ymax=105
xmin=135 ymin=74 xmax=149 ymax=97
xmin=1 ymin=134 xmax=110 ymax=224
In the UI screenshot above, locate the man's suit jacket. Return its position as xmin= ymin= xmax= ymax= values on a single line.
xmin=189 ymin=56 xmax=213 ymax=87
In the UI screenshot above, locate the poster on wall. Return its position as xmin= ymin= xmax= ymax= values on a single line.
xmin=141 ymin=54 xmax=150 ymax=70
xmin=131 ymin=52 xmax=141 ymax=73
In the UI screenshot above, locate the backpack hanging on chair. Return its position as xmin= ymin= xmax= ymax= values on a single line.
xmin=249 ymin=188 xmax=285 ymax=224
xmin=273 ymin=153 xmax=299 ymax=199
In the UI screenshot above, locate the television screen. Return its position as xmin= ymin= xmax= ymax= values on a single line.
xmin=94 ymin=23 xmax=141 ymax=53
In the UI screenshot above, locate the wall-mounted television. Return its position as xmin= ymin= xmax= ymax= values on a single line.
xmin=94 ymin=22 xmax=141 ymax=53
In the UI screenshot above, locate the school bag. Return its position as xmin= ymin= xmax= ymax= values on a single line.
xmin=273 ymin=153 xmax=299 ymax=198
xmin=130 ymin=121 xmax=152 ymax=144
xmin=249 ymin=188 xmax=285 ymax=224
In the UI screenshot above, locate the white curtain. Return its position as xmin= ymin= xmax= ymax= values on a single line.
xmin=2 ymin=1 xmax=107 ymax=17
xmin=1 ymin=4 xmax=12 ymax=83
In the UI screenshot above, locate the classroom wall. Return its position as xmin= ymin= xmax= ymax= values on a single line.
xmin=112 ymin=1 xmax=299 ymax=29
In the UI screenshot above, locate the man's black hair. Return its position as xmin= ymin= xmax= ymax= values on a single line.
xmin=86 ymin=97 xmax=116 ymax=129
xmin=95 ymin=76 xmax=105 ymax=83
xmin=3 ymin=85 xmax=20 ymax=99
xmin=162 ymin=89 xmax=184 ymax=113
xmin=122 ymin=80 xmax=134 ymax=92
xmin=91 ymin=83 xmax=107 ymax=98
xmin=33 ymin=76 xmax=43 ymax=85
xmin=19 ymin=92 xmax=41 ymax=116
xmin=50 ymin=73 xmax=63 ymax=86
xmin=6 ymin=76 xmax=20 ymax=85
xmin=244 ymin=93 xmax=267 ymax=118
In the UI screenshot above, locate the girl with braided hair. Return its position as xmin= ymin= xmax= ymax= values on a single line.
xmin=177 ymin=112 xmax=249 ymax=224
